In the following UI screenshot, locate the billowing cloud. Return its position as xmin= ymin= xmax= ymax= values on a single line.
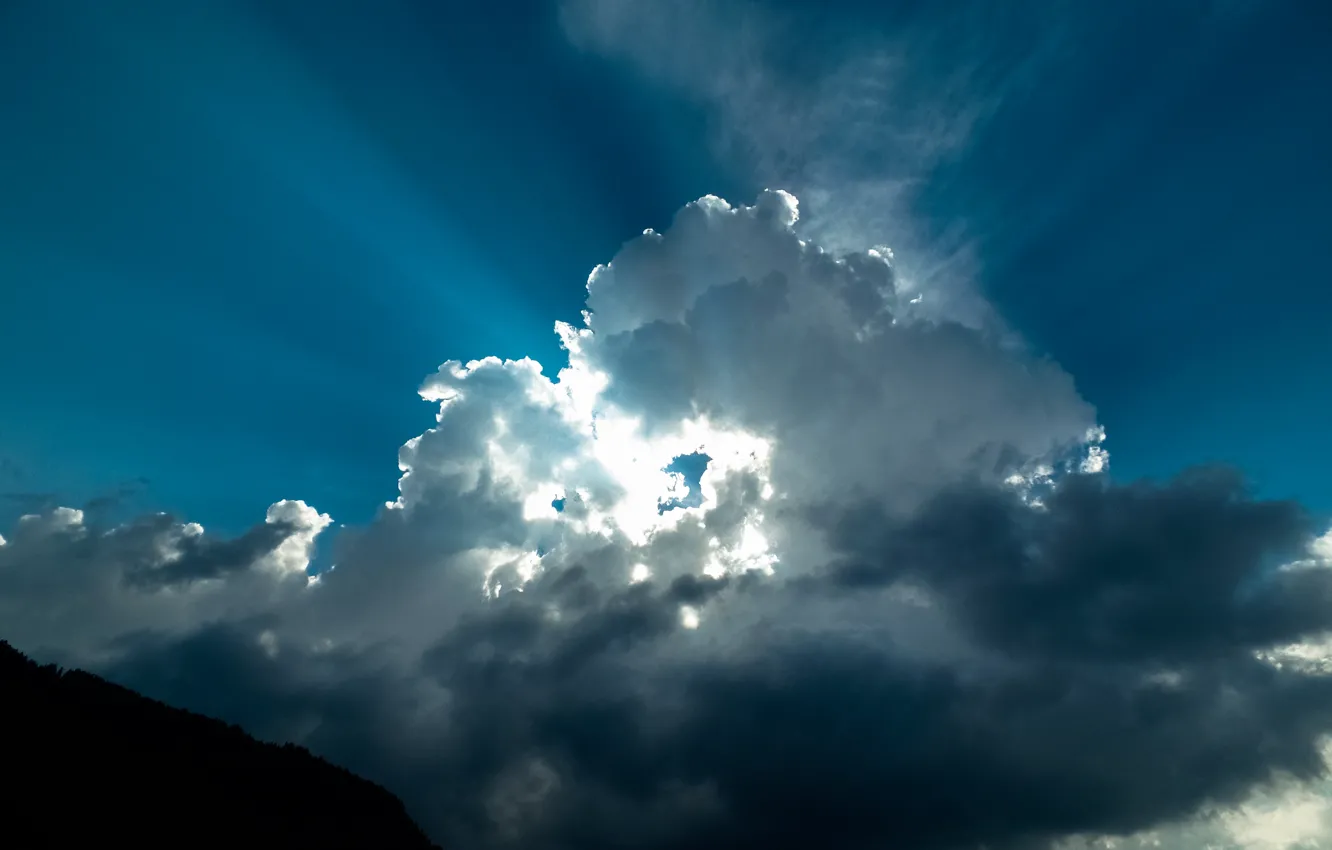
xmin=0 ymin=500 xmax=328 ymax=662
xmin=4 ymin=193 xmax=1331 ymax=849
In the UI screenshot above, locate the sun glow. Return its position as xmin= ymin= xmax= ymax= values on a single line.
xmin=450 ymin=339 xmax=777 ymax=599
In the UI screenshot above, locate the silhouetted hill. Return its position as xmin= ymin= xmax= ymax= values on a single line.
xmin=0 ymin=640 xmax=439 ymax=849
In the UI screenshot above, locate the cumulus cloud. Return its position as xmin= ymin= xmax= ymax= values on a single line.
xmin=3 ymin=193 xmax=1331 ymax=849
xmin=0 ymin=499 xmax=328 ymax=662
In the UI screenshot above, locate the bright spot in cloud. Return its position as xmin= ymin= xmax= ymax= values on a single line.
xmin=679 ymin=605 xmax=700 ymax=630
xmin=1218 ymin=785 xmax=1332 ymax=850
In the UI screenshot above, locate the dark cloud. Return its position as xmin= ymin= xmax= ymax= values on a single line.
xmin=97 ymin=622 xmax=461 ymax=844
xmin=122 ymin=518 xmax=298 ymax=589
xmin=96 ymin=470 xmax=1332 ymax=849
xmin=661 ymin=642 xmax=1332 ymax=850
xmin=819 ymin=467 xmax=1324 ymax=664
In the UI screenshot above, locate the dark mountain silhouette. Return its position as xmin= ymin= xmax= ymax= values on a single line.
xmin=0 ymin=640 xmax=439 ymax=849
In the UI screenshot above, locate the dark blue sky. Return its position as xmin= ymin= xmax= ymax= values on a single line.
xmin=935 ymin=1 xmax=1332 ymax=520
xmin=2 ymin=0 xmax=1328 ymax=535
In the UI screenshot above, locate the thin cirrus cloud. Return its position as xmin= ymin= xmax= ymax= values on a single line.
xmin=558 ymin=0 xmax=1084 ymax=331
xmin=4 ymin=188 xmax=1332 ymax=849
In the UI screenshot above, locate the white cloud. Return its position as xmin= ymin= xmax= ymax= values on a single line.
xmin=3 ymin=191 xmax=1328 ymax=850
xmin=1312 ymin=529 xmax=1332 ymax=563
xmin=575 ymin=192 xmax=1096 ymax=530
xmin=259 ymin=499 xmax=333 ymax=576
xmin=1218 ymin=785 xmax=1332 ymax=850
xmin=0 ymin=500 xmax=325 ymax=662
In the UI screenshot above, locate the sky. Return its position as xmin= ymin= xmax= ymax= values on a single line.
xmin=0 ymin=0 xmax=741 ymax=535
xmin=3 ymin=2 xmax=1332 ymax=849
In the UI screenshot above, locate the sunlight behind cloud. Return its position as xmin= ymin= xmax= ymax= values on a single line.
xmin=6 ymin=189 xmax=1324 ymax=850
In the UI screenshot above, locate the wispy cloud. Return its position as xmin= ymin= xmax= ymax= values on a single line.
xmin=560 ymin=0 xmax=1087 ymax=329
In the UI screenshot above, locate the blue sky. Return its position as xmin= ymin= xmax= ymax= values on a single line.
xmin=932 ymin=0 xmax=1332 ymax=517
xmin=0 ymin=0 xmax=741 ymax=534
xmin=1 ymin=0 xmax=1328 ymax=538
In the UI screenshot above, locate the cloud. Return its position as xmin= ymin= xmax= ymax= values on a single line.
xmin=817 ymin=467 xmax=1323 ymax=664
xmin=579 ymin=191 xmax=1095 ymax=519
xmin=0 ymin=500 xmax=328 ymax=662
xmin=3 ymin=192 xmax=1330 ymax=849
xmin=1218 ymin=782 xmax=1332 ymax=850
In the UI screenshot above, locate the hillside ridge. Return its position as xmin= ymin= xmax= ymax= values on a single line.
xmin=0 ymin=640 xmax=439 ymax=849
